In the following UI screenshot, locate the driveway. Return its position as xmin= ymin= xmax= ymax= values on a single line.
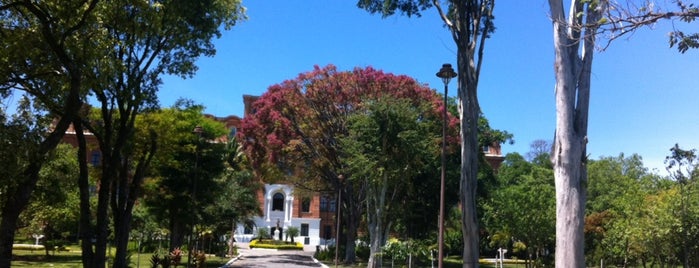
xmin=223 ymin=243 xmax=328 ymax=268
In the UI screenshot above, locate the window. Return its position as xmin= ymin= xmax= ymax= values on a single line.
xmin=329 ymin=198 xmax=336 ymax=212
xmin=301 ymin=198 xmax=311 ymax=213
xmin=320 ymin=197 xmax=329 ymax=212
xmin=301 ymin=224 xmax=309 ymax=236
xmin=229 ymin=127 xmax=237 ymax=137
xmin=272 ymin=193 xmax=284 ymax=211
xmin=91 ymin=151 xmax=101 ymax=166
xmin=482 ymin=145 xmax=490 ymax=153
xmin=320 ymin=196 xmax=336 ymax=212
xmin=324 ymin=225 xmax=332 ymax=240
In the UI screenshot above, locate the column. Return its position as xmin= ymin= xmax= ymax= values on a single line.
xmin=265 ymin=196 xmax=271 ymax=221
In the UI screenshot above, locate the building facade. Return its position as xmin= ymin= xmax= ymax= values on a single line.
xmin=219 ymin=95 xmax=336 ymax=245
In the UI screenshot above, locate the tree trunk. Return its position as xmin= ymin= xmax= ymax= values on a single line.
xmin=170 ymin=217 xmax=187 ymax=252
xmin=75 ymin=121 xmax=95 ymax=268
xmin=445 ymin=1 xmax=495 ymax=266
xmin=0 ymin=165 xmax=39 ymax=268
xmin=112 ymin=210 xmax=133 ymax=268
xmin=343 ymin=183 xmax=364 ymax=264
xmin=548 ymin=1 xmax=604 ymax=267
xmin=0 ymin=104 xmax=79 ymax=268
xmin=93 ymin=155 xmax=116 ymax=268
xmin=367 ymin=174 xmax=390 ymax=268
xmin=456 ymin=26 xmax=482 ymax=268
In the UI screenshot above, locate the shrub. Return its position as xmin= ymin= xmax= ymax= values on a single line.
xmin=169 ymin=248 xmax=182 ymax=267
xmin=151 ymin=253 xmax=173 ymax=268
xmin=249 ymin=239 xmax=303 ymax=250
xmin=256 ymin=227 xmax=270 ymax=239
xmin=355 ymin=243 xmax=370 ymax=261
xmin=314 ymin=246 xmax=335 ymax=261
xmin=285 ymin=226 xmax=300 ymax=243
xmin=194 ymin=251 xmax=206 ymax=268
xmin=150 ymin=254 xmax=161 ymax=268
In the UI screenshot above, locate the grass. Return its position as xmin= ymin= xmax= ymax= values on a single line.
xmin=11 ymin=245 xmax=232 ymax=268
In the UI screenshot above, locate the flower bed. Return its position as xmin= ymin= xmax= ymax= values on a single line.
xmin=249 ymin=239 xmax=303 ymax=250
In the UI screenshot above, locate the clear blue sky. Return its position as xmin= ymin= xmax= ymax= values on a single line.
xmin=160 ymin=1 xmax=699 ymax=175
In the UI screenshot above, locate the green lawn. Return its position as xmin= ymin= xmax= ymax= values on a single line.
xmin=11 ymin=247 xmax=232 ymax=268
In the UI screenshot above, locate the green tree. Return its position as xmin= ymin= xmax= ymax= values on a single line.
xmin=0 ymin=1 xmax=95 ymax=264
xmin=484 ymin=153 xmax=555 ymax=266
xmin=200 ymin=135 xmax=261 ymax=256
xmin=357 ymin=1 xmax=495 ymax=265
xmin=664 ymin=144 xmax=699 ymax=267
xmin=341 ymin=97 xmax=439 ymax=268
xmin=585 ymin=154 xmax=653 ymax=266
xmin=18 ymin=144 xmax=80 ymax=256
xmin=285 ymin=226 xmax=300 ymax=243
xmin=139 ymin=101 xmax=228 ymax=252
xmin=2 ymin=1 xmax=245 ymax=266
xmin=68 ymin=1 xmax=245 ymax=267
xmin=239 ymin=65 xmax=452 ymax=264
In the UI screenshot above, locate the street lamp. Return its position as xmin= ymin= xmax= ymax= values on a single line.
xmin=435 ymin=63 xmax=456 ymax=268
xmin=334 ymin=174 xmax=343 ymax=268
xmin=188 ymin=125 xmax=204 ymax=268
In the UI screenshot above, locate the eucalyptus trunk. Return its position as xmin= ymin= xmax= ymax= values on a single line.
xmin=366 ymin=186 xmax=384 ymax=268
xmin=548 ymin=0 xmax=605 ymax=267
xmin=367 ymin=174 xmax=392 ymax=268
xmin=448 ymin=1 xmax=495 ymax=266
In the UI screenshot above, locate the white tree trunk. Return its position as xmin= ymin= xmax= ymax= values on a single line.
xmin=367 ymin=175 xmax=388 ymax=268
xmin=548 ymin=0 xmax=605 ymax=267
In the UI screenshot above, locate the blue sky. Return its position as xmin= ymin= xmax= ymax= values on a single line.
xmin=160 ymin=1 xmax=699 ymax=175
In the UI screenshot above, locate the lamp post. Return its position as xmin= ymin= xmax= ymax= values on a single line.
xmin=334 ymin=174 xmax=343 ymax=268
xmin=188 ymin=125 xmax=203 ymax=268
xmin=436 ymin=63 xmax=457 ymax=268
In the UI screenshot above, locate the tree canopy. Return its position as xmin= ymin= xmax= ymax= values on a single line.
xmin=1 ymin=0 xmax=245 ymax=266
xmin=357 ymin=1 xmax=496 ymax=265
xmin=240 ymin=64 xmax=454 ymax=263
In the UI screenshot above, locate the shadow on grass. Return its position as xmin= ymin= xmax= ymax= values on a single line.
xmin=12 ymin=252 xmax=231 ymax=268
xmin=13 ymin=253 xmax=83 ymax=262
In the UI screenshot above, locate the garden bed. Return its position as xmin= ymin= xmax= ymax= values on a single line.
xmin=249 ymin=239 xmax=303 ymax=250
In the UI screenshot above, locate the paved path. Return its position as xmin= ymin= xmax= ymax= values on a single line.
xmin=224 ymin=245 xmax=328 ymax=268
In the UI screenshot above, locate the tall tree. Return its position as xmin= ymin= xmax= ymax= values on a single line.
xmin=0 ymin=0 xmax=96 ymax=264
xmin=139 ymin=102 xmax=228 ymax=252
xmin=547 ymin=1 xmax=605 ymax=266
xmin=484 ymin=153 xmax=555 ymax=266
xmin=18 ymin=144 xmax=80 ymax=256
xmin=664 ymin=144 xmax=699 ymax=267
xmin=585 ymin=154 xmax=651 ymax=266
xmin=72 ymin=1 xmax=245 ymax=267
xmin=357 ymin=1 xmax=495 ymax=266
xmin=341 ymin=97 xmax=440 ymax=268
xmin=547 ymin=1 xmax=699 ymax=266
xmin=239 ymin=65 xmax=452 ymax=264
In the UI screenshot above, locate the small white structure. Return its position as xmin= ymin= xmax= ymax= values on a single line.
xmin=32 ymin=234 xmax=44 ymax=245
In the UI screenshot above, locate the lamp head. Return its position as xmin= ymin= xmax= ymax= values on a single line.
xmin=436 ymin=63 xmax=457 ymax=85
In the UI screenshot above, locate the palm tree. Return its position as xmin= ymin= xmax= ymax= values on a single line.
xmin=285 ymin=226 xmax=300 ymax=243
xmin=256 ymin=227 xmax=270 ymax=240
